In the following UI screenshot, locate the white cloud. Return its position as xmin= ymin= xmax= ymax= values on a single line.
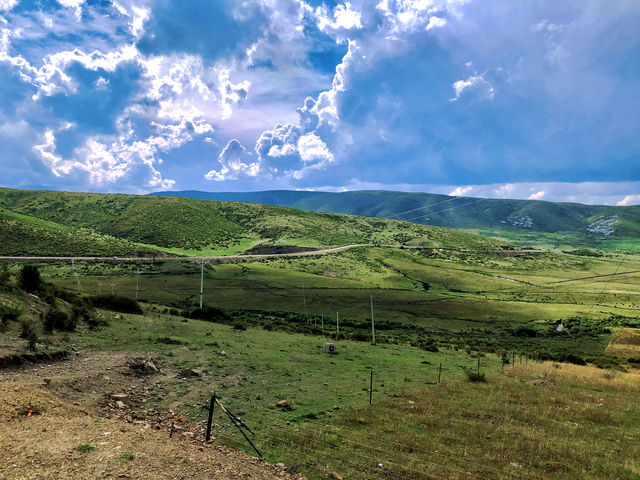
xmin=57 ymin=0 xmax=85 ymax=20
xmin=425 ymin=15 xmax=446 ymax=31
xmin=617 ymin=195 xmax=640 ymax=206
xmin=528 ymin=190 xmax=545 ymax=200
xmin=450 ymin=74 xmax=494 ymax=102
xmin=95 ymin=76 xmax=109 ymax=90
xmin=0 ymin=0 xmax=18 ymax=12
xmin=449 ymin=185 xmax=472 ymax=196
xmin=205 ymin=139 xmax=261 ymax=181
xmin=316 ymin=2 xmax=362 ymax=36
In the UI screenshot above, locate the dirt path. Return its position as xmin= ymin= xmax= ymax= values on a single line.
xmin=0 ymin=243 xmax=373 ymax=262
xmin=0 ymin=353 xmax=302 ymax=480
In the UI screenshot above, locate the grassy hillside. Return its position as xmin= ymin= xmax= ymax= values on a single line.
xmin=0 ymin=188 xmax=507 ymax=256
xmin=0 ymin=208 xmax=157 ymax=257
xmin=151 ymin=189 xmax=640 ymax=247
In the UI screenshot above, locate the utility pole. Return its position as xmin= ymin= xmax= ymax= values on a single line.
xmin=72 ymin=258 xmax=82 ymax=293
xmin=135 ymin=269 xmax=142 ymax=299
xmin=98 ymin=282 xmax=102 ymax=295
xmin=110 ymin=281 xmax=116 ymax=295
xmin=303 ymin=287 xmax=308 ymax=323
xmin=197 ymin=257 xmax=211 ymax=308
xmin=370 ymin=295 xmax=376 ymax=345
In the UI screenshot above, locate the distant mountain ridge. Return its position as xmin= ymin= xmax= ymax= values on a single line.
xmin=149 ymin=190 xmax=640 ymax=239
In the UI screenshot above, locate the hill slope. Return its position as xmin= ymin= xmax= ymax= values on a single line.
xmin=150 ymin=190 xmax=640 ymax=240
xmin=0 ymin=208 xmax=157 ymax=257
xmin=0 ymin=188 xmax=507 ymax=256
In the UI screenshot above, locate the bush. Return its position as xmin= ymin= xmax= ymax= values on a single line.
xmin=0 ymin=264 xmax=11 ymax=289
xmin=44 ymin=308 xmax=76 ymax=332
xmin=19 ymin=265 xmax=43 ymax=293
xmin=75 ymin=444 xmax=95 ymax=454
xmin=463 ymin=368 xmax=486 ymax=382
xmin=557 ymin=352 xmax=587 ymax=366
xmin=19 ymin=320 xmax=39 ymax=351
xmin=186 ymin=306 xmax=231 ymax=323
xmin=513 ymin=326 xmax=537 ymax=337
xmin=0 ymin=304 xmax=21 ymax=331
xmin=89 ymin=295 xmax=142 ymax=314
xmin=232 ymin=320 xmax=247 ymax=331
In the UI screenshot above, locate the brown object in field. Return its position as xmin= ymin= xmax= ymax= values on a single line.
xmin=323 ymin=343 xmax=336 ymax=354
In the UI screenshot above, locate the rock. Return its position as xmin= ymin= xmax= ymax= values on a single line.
xmin=328 ymin=473 xmax=343 ymax=480
xmin=276 ymin=400 xmax=292 ymax=411
xmin=219 ymin=351 xmax=227 ymax=356
xmin=116 ymin=401 xmax=126 ymax=409
xmin=43 ymin=378 xmax=51 ymax=385
xmin=179 ymin=368 xmax=199 ymax=378
xmin=111 ymin=393 xmax=128 ymax=400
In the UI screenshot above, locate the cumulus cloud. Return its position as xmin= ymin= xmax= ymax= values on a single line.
xmin=528 ymin=190 xmax=545 ymax=200
xmin=0 ymin=0 xmax=18 ymax=11
xmin=450 ymin=74 xmax=494 ymax=102
xmin=315 ymin=2 xmax=362 ymax=37
xmin=425 ymin=16 xmax=447 ymax=31
xmin=205 ymin=139 xmax=260 ymax=181
xmin=617 ymin=195 xmax=640 ymax=207
xmin=1 ymin=0 xmax=640 ymax=195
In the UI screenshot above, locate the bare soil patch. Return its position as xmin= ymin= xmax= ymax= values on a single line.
xmin=0 ymin=353 xmax=300 ymax=480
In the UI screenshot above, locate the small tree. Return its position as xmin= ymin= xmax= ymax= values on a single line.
xmin=19 ymin=265 xmax=42 ymax=293
xmin=0 ymin=263 xmax=10 ymax=289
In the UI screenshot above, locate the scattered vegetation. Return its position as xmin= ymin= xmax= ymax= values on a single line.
xmin=75 ymin=444 xmax=95 ymax=454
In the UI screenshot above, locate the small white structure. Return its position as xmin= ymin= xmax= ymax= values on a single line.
xmin=556 ymin=323 xmax=566 ymax=332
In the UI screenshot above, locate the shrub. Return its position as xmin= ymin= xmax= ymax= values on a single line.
xmin=463 ymin=367 xmax=486 ymax=382
xmin=557 ymin=352 xmax=587 ymax=366
xmin=119 ymin=452 xmax=135 ymax=461
xmin=89 ymin=295 xmax=142 ymax=314
xmin=19 ymin=320 xmax=39 ymax=351
xmin=232 ymin=320 xmax=247 ymax=331
xmin=44 ymin=308 xmax=75 ymax=332
xmin=0 ymin=304 xmax=21 ymax=331
xmin=19 ymin=265 xmax=43 ymax=293
xmin=186 ymin=306 xmax=231 ymax=323
xmin=0 ymin=264 xmax=11 ymax=289
xmin=75 ymin=444 xmax=95 ymax=454
xmin=513 ymin=326 xmax=538 ymax=337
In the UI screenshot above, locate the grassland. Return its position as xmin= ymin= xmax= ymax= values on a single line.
xmin=0 ymin=187 xmax=507 ymax=257
xmin=2 ymin=303 xmax=638 ymax=479
xmin=0 ymin=208 xmax=157 ymax=257
xmin=20 ymin=242 xmax=639 ymax=362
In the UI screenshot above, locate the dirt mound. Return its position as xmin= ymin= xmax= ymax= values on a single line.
xmin=0 ymin=380 xmax=299 ymax=480
xmin=126 ymin=356 xmax=161 ymax=376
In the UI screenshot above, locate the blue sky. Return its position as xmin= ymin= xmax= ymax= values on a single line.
xmin=1 ymin=0 xmax=639 ymax=205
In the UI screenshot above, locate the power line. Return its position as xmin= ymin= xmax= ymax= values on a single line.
xmin=408 ymin=198 xmax=487 ymax=222
xmin=392 ymin=196 xmax=463 ymax=217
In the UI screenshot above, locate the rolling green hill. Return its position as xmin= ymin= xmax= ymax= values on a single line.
xmin=0 ymin=208 xmax=157 ymax=257
xmin=0 ymin=188 xmax=507 ymax=256
xmin=150 ymin=190 xmax=640 ymax=246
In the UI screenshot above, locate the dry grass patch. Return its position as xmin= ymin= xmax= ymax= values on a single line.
xmin=605 ymin=327 xmax=640 ymax=358
xmin=505 ymin=360 xmax=640 ymax=391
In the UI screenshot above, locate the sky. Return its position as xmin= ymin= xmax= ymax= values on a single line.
xmin=0 ymin=0 xmax=639 ymax=205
